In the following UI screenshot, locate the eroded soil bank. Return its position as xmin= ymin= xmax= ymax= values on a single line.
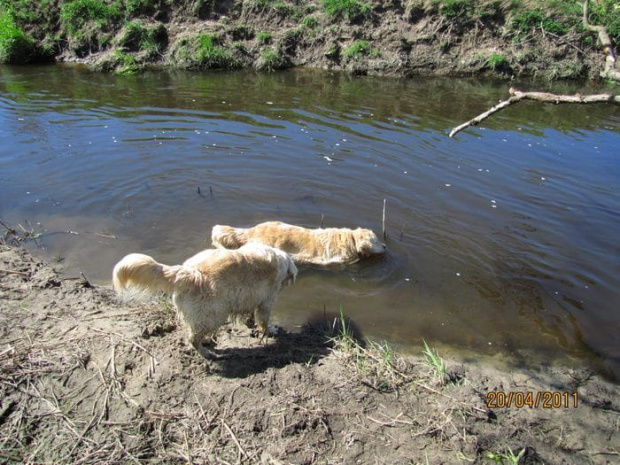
xmin=1 ymin=245 xmax=619 ymax=464
xmin=5 ymin=0 xmax=618 ymax=80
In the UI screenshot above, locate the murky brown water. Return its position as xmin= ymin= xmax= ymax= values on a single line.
xmin=1 ymin=64 xmax=619 ymax=380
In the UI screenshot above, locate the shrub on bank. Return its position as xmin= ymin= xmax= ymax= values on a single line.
xmin=0 ymin=7 xmax=39 ymax=63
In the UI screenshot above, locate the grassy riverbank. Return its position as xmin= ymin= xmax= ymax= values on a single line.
xmin=0 ymin=0 xmax=619 ymax=79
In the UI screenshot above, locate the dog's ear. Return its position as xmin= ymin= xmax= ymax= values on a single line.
xmin=353 ymin=229 xmax=371 ymax=259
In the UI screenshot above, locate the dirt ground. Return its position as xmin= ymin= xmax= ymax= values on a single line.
xmin=0 ymin=245 xmax=619 ymax=464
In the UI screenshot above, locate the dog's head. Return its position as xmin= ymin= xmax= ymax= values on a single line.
xmin=353 ymin=228 xmax=386 ymax=259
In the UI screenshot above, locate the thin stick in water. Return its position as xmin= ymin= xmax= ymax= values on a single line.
xmin=382 ymin=199 xmax=387 ymax=241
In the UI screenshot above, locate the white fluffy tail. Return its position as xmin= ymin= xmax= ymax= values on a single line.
xmin=112 ymin=253 xmax=182 ymax=295
xmin=211 ymin=225 xmax=247 ymax=249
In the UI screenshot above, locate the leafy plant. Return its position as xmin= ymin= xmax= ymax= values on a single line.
xmin=322 ymin=0 xmax=372 ymax=23
xmin=0 ymin=6 xmax=37 ymax=63
xmin=585 ymin=0 xmax=620 ymax=42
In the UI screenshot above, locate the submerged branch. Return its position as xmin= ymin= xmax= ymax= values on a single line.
xmin=449 ymin=88 xmax=620 ymax=138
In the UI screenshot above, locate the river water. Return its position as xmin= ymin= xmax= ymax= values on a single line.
xmin=1 ymin=64 xmax=618 ymax=380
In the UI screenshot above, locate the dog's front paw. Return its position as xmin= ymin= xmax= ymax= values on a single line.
xmin=268 ymin=325 xmax=282 ymax=336
xmin=199 ymin=346 xmax=219 ymax=361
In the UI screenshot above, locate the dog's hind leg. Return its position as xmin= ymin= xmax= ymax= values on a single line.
xmin=255 ymin=301 xmax=279 ymax=342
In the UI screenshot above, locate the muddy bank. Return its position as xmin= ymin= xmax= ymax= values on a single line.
xmin=1 ymin=245 xmax=618 ymax=464
xmin=3 ymin=0 xmax=618 ymax=80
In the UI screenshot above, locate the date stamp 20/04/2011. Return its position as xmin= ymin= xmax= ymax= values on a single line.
xmin=486 ymin=391 xmax=579 ymax=409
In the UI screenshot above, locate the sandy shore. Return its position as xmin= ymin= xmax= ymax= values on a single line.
xmin=0 ymin=245 xmax=618 ymax=464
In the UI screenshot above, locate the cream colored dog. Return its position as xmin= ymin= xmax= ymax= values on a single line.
xmin=211 ymin=221 xmax=386 ymax=266
xmin=112 ymin=243 xmax=297 ymax=359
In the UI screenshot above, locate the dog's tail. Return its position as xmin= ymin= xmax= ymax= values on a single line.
xmin=211 ymin=225 xmax=247 ymax=249
xmin=112 ymin=253 xmax=184 ymax=295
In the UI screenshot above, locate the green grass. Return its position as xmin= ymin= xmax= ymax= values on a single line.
xmin=0 ymin=6 xmax=37 ymax=63
xmin=329 ymin=308 xmax=412 ymax=391
xmin=115 ymin=49 xmax=144 ymax=74
xmin=258 ymin=46 xmax=288 ymax=71
xmin=301 ymin=15 xmax=318 ymax=29
xmin=117 ymin=20 xmax=164 ymax=52
xmin=511 ymin=9 xmax=569 ymax=36
xmin=257 ymin=31 xmax=272 ymax=44
xmin=246 ymin=0 xmax=297 ymax=17
xmin=60 ymin=0 xmax=121 ymax=35
xmin=488 ymin=52 xmax=508 ymax=70
xmin=422 ymin=340 xmax=447 ymax=383
xmin=321 ymin=0 xmax=372 ymax=23
xmin=436 ymin=0 xmax=474 ymax=19
xmin=343 ymin=40 xmax=378 ymax=59
xmin=195 ymin=33 xmax=239 ymax=69
xmin=124 ymin=0 xmax=160 ymax=17
xmin=486 ymin=446 xmax=526 ymax=464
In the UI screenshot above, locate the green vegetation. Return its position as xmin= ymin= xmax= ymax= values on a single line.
xmin=116 ymin=20 xmax=167 ymax=54
xmin=488 ymin=52 xmax=508 ymax=70
xmin=124 ymin=0 xmax=161 ymax=17
xmin=257 ymin=31 xmax=272 ymax=45
xmin=487 ymin=447 xmax=526 ymax=464
xmin=343 ymin=40 xmax=378 ymax=59
xmin=0 ymin=6 xmax=37 ymax=63
xmin=511 ymin=9 xmax=569 ymax=36
xmin=115 ymin=48 xmax=144 ymax=74
xmin=60 ymin=0 xmax=122 ymax=35
xmin=196 ymin=33 xmax=240 ymax=69
xmin=585 ymin=0 xmax=620 ymax=42
xmin=257 ymin=46 xmax=288 ymax=71
xmin=330 ymin=309 xmax=412 ymax=392
xmin=0 ymin=0 xmax=618 ymax=78
xmin=422 ymin=340 xmax=447 ymax=383
xmin=301 ymin=15 xmax=319 ymax=29
xmin=322 ymin=0 xmax=372 ymax=23
xmin=325 ymin=42 xmax=340 ymax=60
xmin=246 ymin=0 xmax=297 ymax=17
xmin=436 ymin=0 xmax=474 ymax=19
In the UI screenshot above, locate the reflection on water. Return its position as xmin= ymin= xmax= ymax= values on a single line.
xmin=1 ymin=64 xmax=619 ymax=381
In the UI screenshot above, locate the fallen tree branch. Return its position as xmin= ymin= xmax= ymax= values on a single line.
xmin=449 ymin=87 xmax=620 ymax=138
xmin=583 ymin=0 xmax=620 ymax=81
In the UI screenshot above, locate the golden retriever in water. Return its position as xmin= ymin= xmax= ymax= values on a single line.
xmin=211 ymin=221 xmax=386 ymax=266
xmin=112 ymin=243 xmax=297 ymax=359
